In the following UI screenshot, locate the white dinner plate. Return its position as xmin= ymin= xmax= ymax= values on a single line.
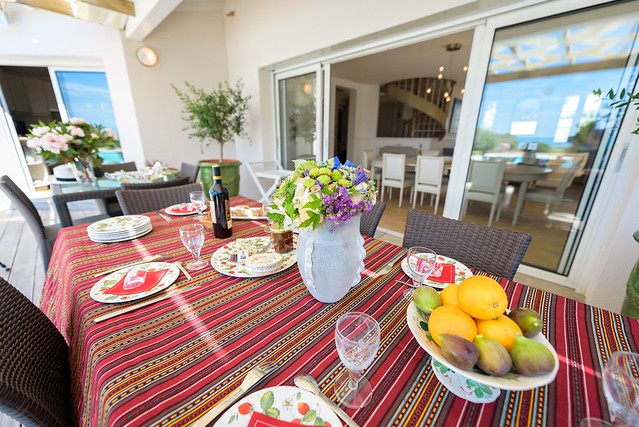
xmin=210 ymin=237 xmax=297 ymax=278
xmin=164 ymin=203 xmax=208 ymax=216
xmin=87 ymin=215 xmax=151 ymax=235
xmin=90 ymin=262 xmax=180 ymax=303
xmin=214 ymin=386 xmax=341 ymax=427
xmin=406 ymin=302 xmax=559 ymax=393
xmin=230 ymin=205 xmax=267 ymax=221
xmin=401 ymin=255 xmax=473 ymax=289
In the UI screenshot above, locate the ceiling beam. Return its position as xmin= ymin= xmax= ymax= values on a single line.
xmin=12 ymin=0 xmax=74 ymax=17
xmin=81 ymin=0 xmax=135 ymax=17
xmin=124 ymin=0 xmax=182 ymax=41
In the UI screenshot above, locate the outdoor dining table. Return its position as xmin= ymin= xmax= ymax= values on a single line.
xmin=40 ymin=196 xmax=639 ymax=426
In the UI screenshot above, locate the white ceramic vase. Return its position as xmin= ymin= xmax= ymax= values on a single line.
xmin=296 ymin=215 xmax=366 ymax=303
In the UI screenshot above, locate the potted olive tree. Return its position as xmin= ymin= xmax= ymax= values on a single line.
xmin=173 ymin=80 xmax=250 ymax=197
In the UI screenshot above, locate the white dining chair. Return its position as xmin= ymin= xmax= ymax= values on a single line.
xmin=245 ymin=161 xmax=293 ymax=203
xmin=461 ymin=160 xmax=505 ymax=227
xmin=381 ymin=153 xmax=414 ymax=208
xmin=513 ymin=166 xmax=579 ymax=226
xmin=411 ymin=156 xmax=447 ymax=214
xmin=362 ymin=149 xmax=381 ymax=186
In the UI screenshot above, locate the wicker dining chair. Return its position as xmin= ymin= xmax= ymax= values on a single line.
xmin=360 ymin=201 xmax=387 ymax=238
xmin=180 ymin=162 xmax=199 ymax=183
xmin=116 ymin=183 xmax=203 ymax=215
xmin=402 ymin=209 xmax=532 ymax=280
xmin=120 ymin=175 xmax=191 ymax=190
xmin=0 ymin=276 xmax=72 ymax=427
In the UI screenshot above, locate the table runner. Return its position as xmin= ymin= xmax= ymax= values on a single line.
xmin=40 ymin=196 xmax=639 ymax=426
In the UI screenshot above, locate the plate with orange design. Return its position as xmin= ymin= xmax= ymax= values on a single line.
xmin=214 ymin=386 xmax=340 ymax=426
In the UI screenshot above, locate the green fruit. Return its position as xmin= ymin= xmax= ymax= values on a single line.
xmin=413 ymin=286 xmax=442 ymax=314
xmin=508 ymin=308 xmax=543 ymax=338
xmin=509 ymin=334 xmax=556 ymax=376
xmin=439 ymin=333 xmax=479 ymax=371
xmin=474 ymin=334 xmax=512 ymax=376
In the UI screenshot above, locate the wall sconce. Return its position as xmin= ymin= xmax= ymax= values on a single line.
xmin=136 ymin=46 xmax=158 ymax=67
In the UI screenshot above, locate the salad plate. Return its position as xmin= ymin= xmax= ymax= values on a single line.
xmin=90 ymin=262 xmax=179 ymax=303
xmin=211 ymin=237 xmax=296 ymax=278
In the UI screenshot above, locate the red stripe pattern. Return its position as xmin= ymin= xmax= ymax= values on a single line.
xmin=39 ymin=196 xmax=639 ymax=426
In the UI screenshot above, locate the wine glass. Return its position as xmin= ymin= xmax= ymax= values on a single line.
xmin=123 ymin=264 xmax=147 ymax=290
xmin=402 ymin=246 xmax=437 ymax=300
xmin=334 ymin=312 xmax=380 ymax=409
xmin=189 ymin=191 xmax=207 ymax=220
xmin=603 ymin=351 xmax=639 ymax=426
xmin=179 ymin=224 xmax=208 ymax=270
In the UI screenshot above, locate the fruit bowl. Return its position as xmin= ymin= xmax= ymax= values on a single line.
xmin=406 ymin=302 xmax=559 ymax=403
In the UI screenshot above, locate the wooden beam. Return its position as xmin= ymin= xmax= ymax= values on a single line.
xmin=80 ymin=0 xmax=135 ymax=17
xmin=13 ymin=0 xmax=74 ymax=17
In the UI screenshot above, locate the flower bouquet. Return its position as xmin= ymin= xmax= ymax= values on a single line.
xmin=267 ymin=156 xmax=377 ymax=232
xmin=266 ymin=157 xmax=377 ymax=303
xmin=26 ymin=118 xmax=119 ymax=183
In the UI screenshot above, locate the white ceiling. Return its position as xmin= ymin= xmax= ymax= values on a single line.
xmin=331 ymin=30 xmax=474 ymax=88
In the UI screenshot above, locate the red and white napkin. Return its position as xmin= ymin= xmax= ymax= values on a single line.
xmin=104 ymin=270 xmax=168 ymax=295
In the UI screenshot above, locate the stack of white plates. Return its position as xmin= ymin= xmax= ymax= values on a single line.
xmin=87 ymin=215 xmax=153 ymax=243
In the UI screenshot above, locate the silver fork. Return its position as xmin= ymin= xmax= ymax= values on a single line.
xmin=191 ymin=360 xmax=278 ymax=427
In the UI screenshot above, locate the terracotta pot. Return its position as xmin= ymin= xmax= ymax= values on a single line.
xmin=198 ymin=159 xmax=241 ymax=198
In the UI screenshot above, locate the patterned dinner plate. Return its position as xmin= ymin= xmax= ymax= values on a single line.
xmin=165 ymin=203 xmax=208 ymax=216
xmin=210 ymin=236 xmax=297 ymax=278
xmin=214 ymin=386 xmax=341 ymax=427
xmin=90 ymin=262 xmax=180 ymax=303
xmin=406 ymin=302 xmax=559 ymax=393
xmin=87 ymin=215 xmax=151 ymax=235
xmin=401 ymin=255 xmax=472 ymax=289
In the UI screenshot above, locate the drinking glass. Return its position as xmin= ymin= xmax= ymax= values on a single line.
xmin=334 ymin=312 xmax=380 ymax=409
xmin=603 ymin=351 xmax=639 ymax=426
xmin=179 ymin=223 xmax=208 ymax=270
xmin=402 ymin=246 xmax=437 ymax=300
xmin=190 ymin=191 xmax=207 ymax=220
xmin=123 ymin=264 xmax=147 ymax=290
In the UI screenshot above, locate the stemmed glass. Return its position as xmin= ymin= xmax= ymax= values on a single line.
xmin=334 ymin=312 xmax=380 ymax=409
xmin=190 ymin=191 xmax=207 ymax=220
xmin=179 ymin=224 xmax=208 ymax=271
xmin=602 ymin=351 xmax=639 ymax=426
xmin=402 ymin=246 xmax=437 ymax=300
xmin=123 ymin=264 xmax=147 ymax=290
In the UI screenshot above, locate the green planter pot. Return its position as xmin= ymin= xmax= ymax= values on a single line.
xmin=621 ymin=231 xmax=639 ymax=320
xmin=198 ymin=160 xmax=241 ymax=199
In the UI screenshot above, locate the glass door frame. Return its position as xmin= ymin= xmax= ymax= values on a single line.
xmin=444 ymin=0 xmax=639 ymax=288
xmin=273 ymin=64 xmax=325 ymax=165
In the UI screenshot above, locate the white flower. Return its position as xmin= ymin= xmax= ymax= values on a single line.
xmin=26 ymin=137 xmax=42 ymax=149
xmin=68 ymin=125 xmax=85 ymax=137
xmin=30 ymin=126 xmax=50 ymax=137
xmin=104 ymin=128 xmax=118 ymax=140
xmin=69 ymin=118 xmax=86 ymax=125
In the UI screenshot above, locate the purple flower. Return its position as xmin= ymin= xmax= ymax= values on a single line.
xmin=353 ymin=166 xmax=368 ymax=186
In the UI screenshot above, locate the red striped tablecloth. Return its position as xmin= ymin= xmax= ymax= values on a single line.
xmin=40 ymin=196 xmax=639 ymax=426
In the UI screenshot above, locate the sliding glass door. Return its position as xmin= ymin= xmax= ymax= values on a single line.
xmin=463 ymin=2 xmax=639 ymax=276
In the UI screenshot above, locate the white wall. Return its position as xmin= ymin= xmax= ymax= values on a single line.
xmin=119 ymin=9 xmax=229 ymax=169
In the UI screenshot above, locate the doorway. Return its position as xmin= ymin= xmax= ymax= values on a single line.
xmin=334 ymin=87 xmax=351 ymax=163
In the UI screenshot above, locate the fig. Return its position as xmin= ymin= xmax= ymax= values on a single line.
xmin=510 ymin=334 xmax=556 ymax=376
xmin=474 ymin=334 xmax=512 ymax=376
xmin=508 ymin=308 xmax=543 ymax=338
xmin=413 ymin=286 xmax=442 ymax=314
xmin=439 ymin=333 xmax=479 ymax=371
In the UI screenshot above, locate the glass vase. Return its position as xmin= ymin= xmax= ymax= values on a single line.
xmin=73 ymin=156 xmax=96 ymax=184
xmin=296 ymin=215 xmax=366 ymax=303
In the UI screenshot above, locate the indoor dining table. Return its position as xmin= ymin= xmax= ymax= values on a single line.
xmin=40 ymin=196 xmax=639 ymax=426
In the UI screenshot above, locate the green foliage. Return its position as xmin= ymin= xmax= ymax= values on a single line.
xmin=474 ymin=128 xmax=517 ymax=154
xmin=594 ymin=88 xmax=639 ymax=135
xmin=172 ymin=80 xmax=250 ymax=161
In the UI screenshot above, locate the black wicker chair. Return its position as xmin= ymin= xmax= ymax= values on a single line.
xmin=402 ymin=209 xmax=532 ymax=280
xmin=180 ymin=162 xmax=199 ymax=184
xmin=360 ymin=201 xmax=387 ymax=238
xmin=0 ymin=277 xmax=72 ymax=427
xmin=120 ymin=176 xmax=191 ymax=190
xmin=116 ymin=183 xmax=203 ymax=215
xmin=0 ymin=175 xmax=106 ymax=270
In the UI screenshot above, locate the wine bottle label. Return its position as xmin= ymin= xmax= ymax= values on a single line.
xmin=211 ymin=200 xmax=217 ymax=224
xmin=225 ymin=199 xmax=232 ymax=229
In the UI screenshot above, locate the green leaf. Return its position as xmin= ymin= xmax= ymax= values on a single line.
xmin=265 ymin=407 xmax=280 ymax=419
xmin=314 ymin=416 xmax=325 ymax=426
xmin=302 ymin=409 xmax=317 ymax=423
xmin=260 ymin=391 xmax=275 ymax=411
